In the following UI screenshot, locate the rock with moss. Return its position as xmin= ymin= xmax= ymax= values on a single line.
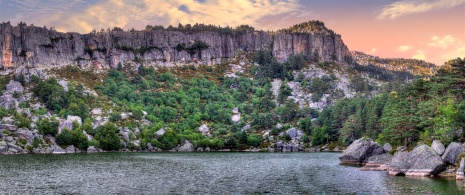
xmin=339 ymin=138 xmax=385 ymax=165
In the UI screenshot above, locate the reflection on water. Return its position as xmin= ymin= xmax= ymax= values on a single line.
xmin=0 ymin=152 xmax=463 ymax=194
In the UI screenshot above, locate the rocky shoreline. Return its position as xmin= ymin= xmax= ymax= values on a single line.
xmin=340 ymin=138 xmax=465 ymax=182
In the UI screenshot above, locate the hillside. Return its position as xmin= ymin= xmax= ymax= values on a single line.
xmin=0 ymin=20 xmax=439 ymax=155
xmin=351 ymin=51 xmax=437 ymax=78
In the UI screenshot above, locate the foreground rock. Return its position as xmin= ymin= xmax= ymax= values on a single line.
xmin=442 ymin=142 xmax=465 ymax=165
xmin=339 ymin=138 xmax=385 ymax=165
xmin=360 ymin=154 xmax=392 ymax=171
xmin=431 ymin=140 xmax=445 ymax=156
xmin=388 ymin=144 xmax=447 ymax=177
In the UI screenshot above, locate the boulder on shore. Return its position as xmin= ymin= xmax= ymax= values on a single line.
xmin=178 ymin=140 xmax=195 ymax=152
xmin=388 ymin=144 xmax=447 ymax=177
xmin=442 ymin=142 xmax=465 ymax=165
xmin=431 ymin=140 xmax=445 ymax=156
xmin=339 ymin=138 xmax=385 ymax=165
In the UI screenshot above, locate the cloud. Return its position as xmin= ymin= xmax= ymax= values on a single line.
xmin=412 ymin=50 xmax=426 ymax=60
xmin=427 ymin=35 xmax=465 ymax=64
xmin=31 ymin=0 xmax=301 ymax=33
xmin=427 ymin=35 xmax=456 ymax=49
xmin=378 ymin=0 xmax=465 ymax=19
xmin=397 ymin=45 xmax=411 ymax=52
xmin=368 ymin=48 xmax=378 ymax=54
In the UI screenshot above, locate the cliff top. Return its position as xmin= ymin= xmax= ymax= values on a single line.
xmin=277 ymin=20 xmax=336 ymax=35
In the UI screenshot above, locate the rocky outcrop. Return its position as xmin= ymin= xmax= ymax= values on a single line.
xmin=431 ymin=140 xmax=445 ymax=156
xmin=442 ymin=142 xmax=465 ymax=165
xmin=339 ymin=138 xmax=385 ymax=165
xmin=0 ymin=21 xmax=350 ymax=70
xmin=388 ymin=144 xmax=447 ymax=177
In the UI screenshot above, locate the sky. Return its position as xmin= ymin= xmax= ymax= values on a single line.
xmin=0 ymin=0 xmax=464 ymax=65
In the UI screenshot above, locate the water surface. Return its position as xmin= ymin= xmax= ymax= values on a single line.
xmin=0 ymin=152 xmax=463 ymax=194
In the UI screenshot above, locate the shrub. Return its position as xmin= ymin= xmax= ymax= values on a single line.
xmin=38 ymin=117 xmax=59 ymax=136
xmin=32 ymin=137 xmax=42 ymax=148
xmin=95 ymin=123 xmax=121 ymax=151
xmin=55 ymin=129 xmax=74 ymax=146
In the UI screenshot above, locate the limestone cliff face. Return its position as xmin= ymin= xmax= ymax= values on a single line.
xmin=0 ymin=22 xmax=351 ymax=69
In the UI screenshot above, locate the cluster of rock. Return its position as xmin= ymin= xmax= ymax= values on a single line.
xmin=340 ymin=138 xmax=465 ymax=178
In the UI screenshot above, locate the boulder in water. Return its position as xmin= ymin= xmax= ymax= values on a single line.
xmin=339 ymin=138 xmax=385 ymax=165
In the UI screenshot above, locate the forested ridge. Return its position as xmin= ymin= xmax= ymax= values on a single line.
xmin=309 ymin=58 xmax=465 ymax=148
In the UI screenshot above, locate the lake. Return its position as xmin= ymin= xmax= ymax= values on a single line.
xmin=0 ymin=152 xmax=463 ymax=194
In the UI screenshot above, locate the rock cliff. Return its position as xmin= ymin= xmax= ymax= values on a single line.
xmin=0 ymin=21 xmax=350 ymax=69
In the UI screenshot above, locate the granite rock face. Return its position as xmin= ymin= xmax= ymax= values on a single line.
xmin=0 ymin=21 xmax=350 ymax=70
xmin=339 ymin=138 xmax=385 ymax=165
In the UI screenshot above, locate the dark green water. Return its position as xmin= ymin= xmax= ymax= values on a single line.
xmin=0 ymin=152 xmax=463 ymax=194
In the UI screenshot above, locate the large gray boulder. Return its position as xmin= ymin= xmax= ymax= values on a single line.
xmin=286 ymin=128 xmax=299 ymax=139
xmin=388 ymin=145 xmax=447 ymax=176
xmin=5 ymin=80 xmax=24 ymax=94
xmin=442 ymin=142 xmax=465 ymax=165
xmin=58 ymin=119 xmax=73 ymax=133
xmin=431 ymin=140 xmax=445 ymax=155
xmin=339 ymin=138 xmax=385 ymax=165
xmin=178 ymin=140 xmax=195 ymax=152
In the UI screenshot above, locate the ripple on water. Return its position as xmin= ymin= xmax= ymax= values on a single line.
xmin=0 ymin=152 xmax=463 ymax=194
